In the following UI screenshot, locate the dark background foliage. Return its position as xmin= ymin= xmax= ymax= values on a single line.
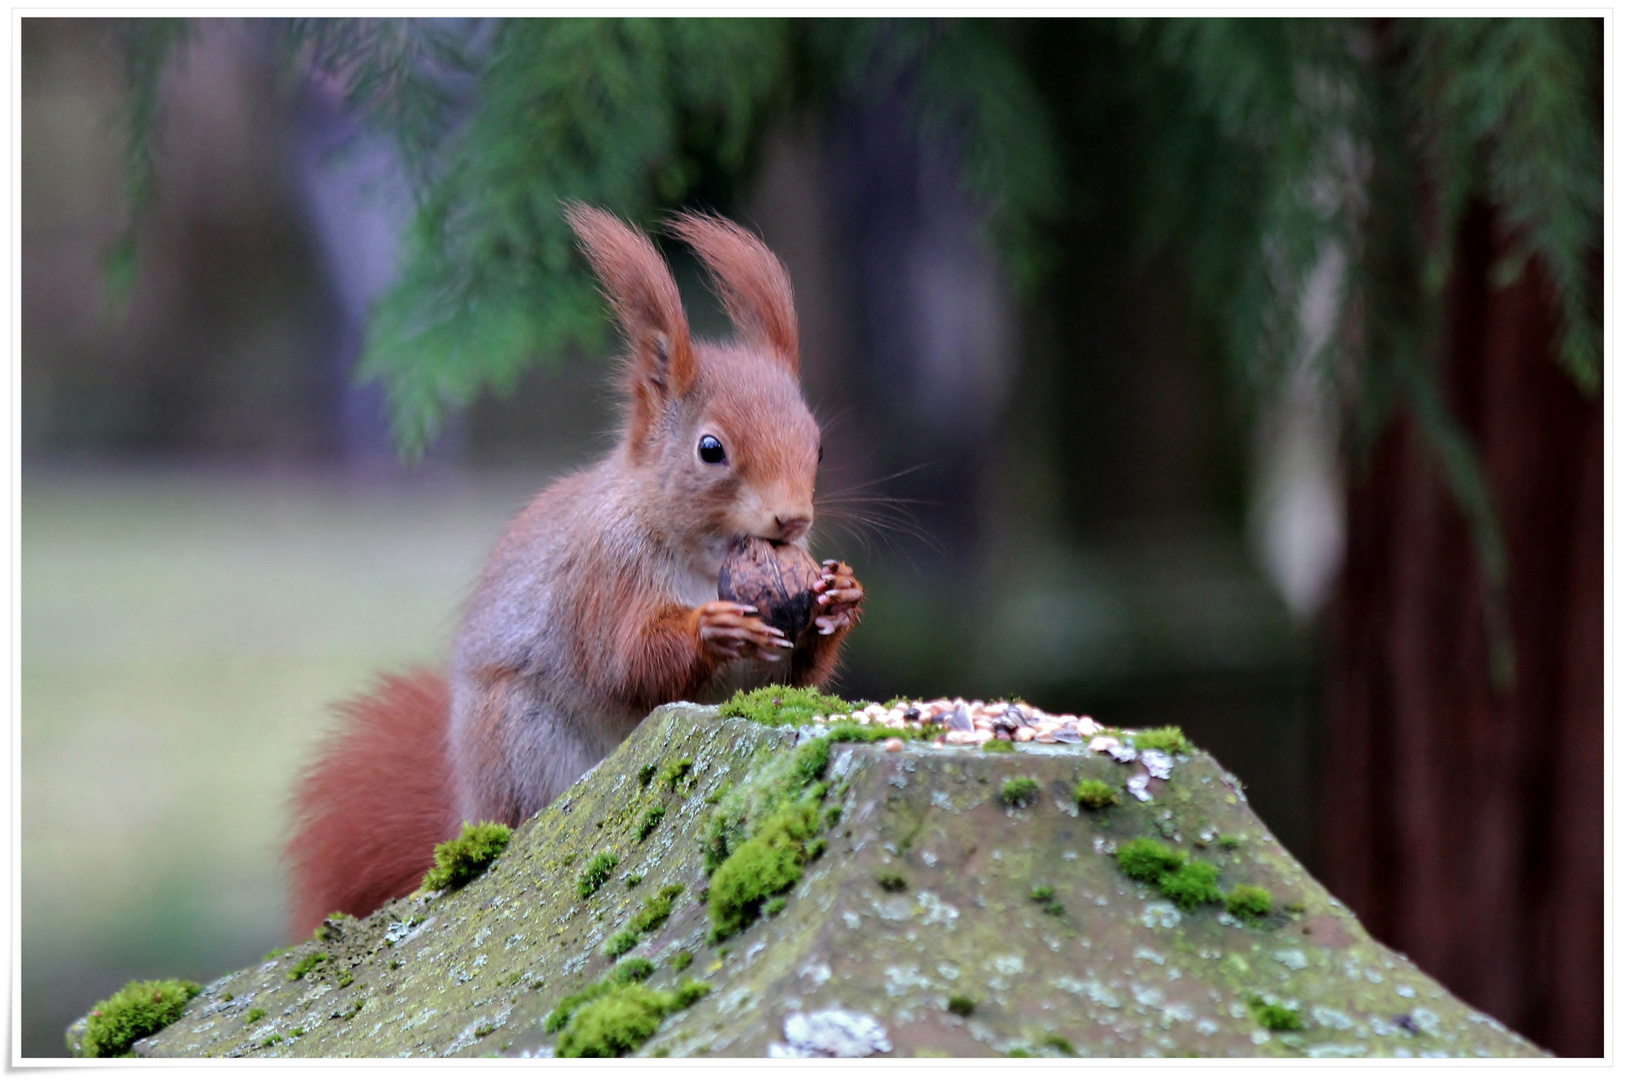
xmin=20 ymin=16 xmax=1600 ymax=1057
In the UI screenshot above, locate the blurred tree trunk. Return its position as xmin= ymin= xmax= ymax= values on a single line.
xmin=1322 ymin=202 xmax=1602 ymax=1056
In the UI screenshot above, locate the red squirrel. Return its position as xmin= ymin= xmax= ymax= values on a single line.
xmin=285 ymin=206 xmax=865 ymax=937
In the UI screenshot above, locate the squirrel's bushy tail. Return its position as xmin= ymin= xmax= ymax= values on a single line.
xmin=285 ymin=669 xmax=457 ymax=938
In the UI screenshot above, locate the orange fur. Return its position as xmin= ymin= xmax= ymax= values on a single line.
xmin=564 ymin=202 xmax=696 ymax=456
xmin=668 ymin=210 xmax=799 ymax=371
xmin=284 ymin=670 xmax=456 ymax=938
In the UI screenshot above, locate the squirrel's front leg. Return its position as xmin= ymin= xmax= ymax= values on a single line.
xmin=696 ymin=601 xmax=795 ymax=663
xmin=621 ymin=601 xmax=791 ymax=710
xmin=790 ymin=560 xmax=865 ymax=687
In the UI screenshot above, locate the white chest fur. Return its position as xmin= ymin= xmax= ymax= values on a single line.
xmin=673 ymin=555 xmax=722 ymax=608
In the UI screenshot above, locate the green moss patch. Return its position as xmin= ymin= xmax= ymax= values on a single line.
xmin=287 ymin=953 xmax=327 ymax=981
xmin=877 ymin=873 xmax=907 ymax=893
xmin=631 ymin=884 xmax=684 ymax=934
xmin=557 ymin=983 xmax=669 ymax=1057
xmin=603 ymin=929 xmax=640 ymax=959
xmin=635 ymin=805 xmax=666 ymax=842
xmin=577 ymin=851 xmax=619 ymax=898
xmin=719 ymin=684 xmax=855 ymax=726
xmin=1116 ymin=838 xmax=1224 ymax=911
xmin=1129 ymin=726 xmax=1193 ymax=755
xmin=701 ymin=730 xmax=841 ymax=941
xmin=1040 ymin=1034 xmax=1077 ymax=1056
xmin=1225 ymin=884 xmax=1273 ymax=921
xmin=545 ymin=958 xmax=655 ymax=1034
xmin=611 ymin=957 xmax=654 ymax=982
xmin=80 ymin=979 xmax=201 ymax=1057
xmin=1074 ymin=778 xmax=1118 ymax=810
xmin=316 ymin=913 xmax=352 ymax=942
xmin=607 ymin=883 xmax=686 ymax=957
xmin=1029 ymin=885 xmax=1065 ymax=917
xmin=1158 ymin=861 xmax=1222 ymax=911
xmin=1116 ymin=838 xmax=1183 ymax=882
xmin=422 ymin=821 xmax=512 ymax=892
xmin=551 ymin=971 xmax=713 ymax=1057
xmin=702 ymin=740 xmax=827 ymax=875
xmin=708 ymin=800 xmax=820 ymax=940
xmin=947 ymin=995 xmax=976 ymax=1017
xmin=1248 ymin=996 xmax=1304 ymax=1031
xmin=999 ymin=777 xmax=1040 ymax=809
xmin=789 ymin=739 xmax=830 ymax=786
xmin=657 ymin=759 xmax=693 ymax=792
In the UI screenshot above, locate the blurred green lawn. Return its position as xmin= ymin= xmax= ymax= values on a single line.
xmin=20 ymin=466 xmax=542 ymax=1057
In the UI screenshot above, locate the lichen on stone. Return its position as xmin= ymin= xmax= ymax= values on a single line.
xmin=108 ymin=702 xmax=1549 ymax=1061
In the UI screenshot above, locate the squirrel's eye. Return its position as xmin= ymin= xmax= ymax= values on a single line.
xmin=698 ymin=435 xmax=726 ymax=465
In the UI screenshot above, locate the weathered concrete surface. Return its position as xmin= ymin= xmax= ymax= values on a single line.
xmin=114 ymin=704 xmax=1543 ymax=1058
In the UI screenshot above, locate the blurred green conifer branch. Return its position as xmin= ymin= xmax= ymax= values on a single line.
xmin=112 ymin=19 xmax=1599 ymax=652
xmin=104 ymin=17 xmax=191 ymax=313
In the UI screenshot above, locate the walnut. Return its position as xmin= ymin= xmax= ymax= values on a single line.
xmin=717 ymin=535 xmax=823 ymax=641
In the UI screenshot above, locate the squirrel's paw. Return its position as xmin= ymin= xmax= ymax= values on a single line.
xmin=812 ymin=560 xmax=865 ymax=636
xmin=697 ymin=601 xmax=793 ymax=663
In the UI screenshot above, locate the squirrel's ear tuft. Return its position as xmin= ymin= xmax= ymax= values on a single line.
xmin=667 ymin=211 xmax=798 ymax=375
xmin=564 ymin=203 xmax=695 ymax=442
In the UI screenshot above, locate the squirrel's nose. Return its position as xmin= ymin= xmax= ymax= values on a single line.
xmin=774 ymin=513 xmax=812 ymax=543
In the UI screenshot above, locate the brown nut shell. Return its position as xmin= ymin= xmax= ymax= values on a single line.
xmin=717 ymin=535 xmax=823 ymax=641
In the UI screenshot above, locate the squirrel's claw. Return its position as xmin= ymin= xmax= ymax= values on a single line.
xmin=810 ymin=563 xmax=864 ymax=634
xmin=697 ymin=600 xmax=791 ymax=662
